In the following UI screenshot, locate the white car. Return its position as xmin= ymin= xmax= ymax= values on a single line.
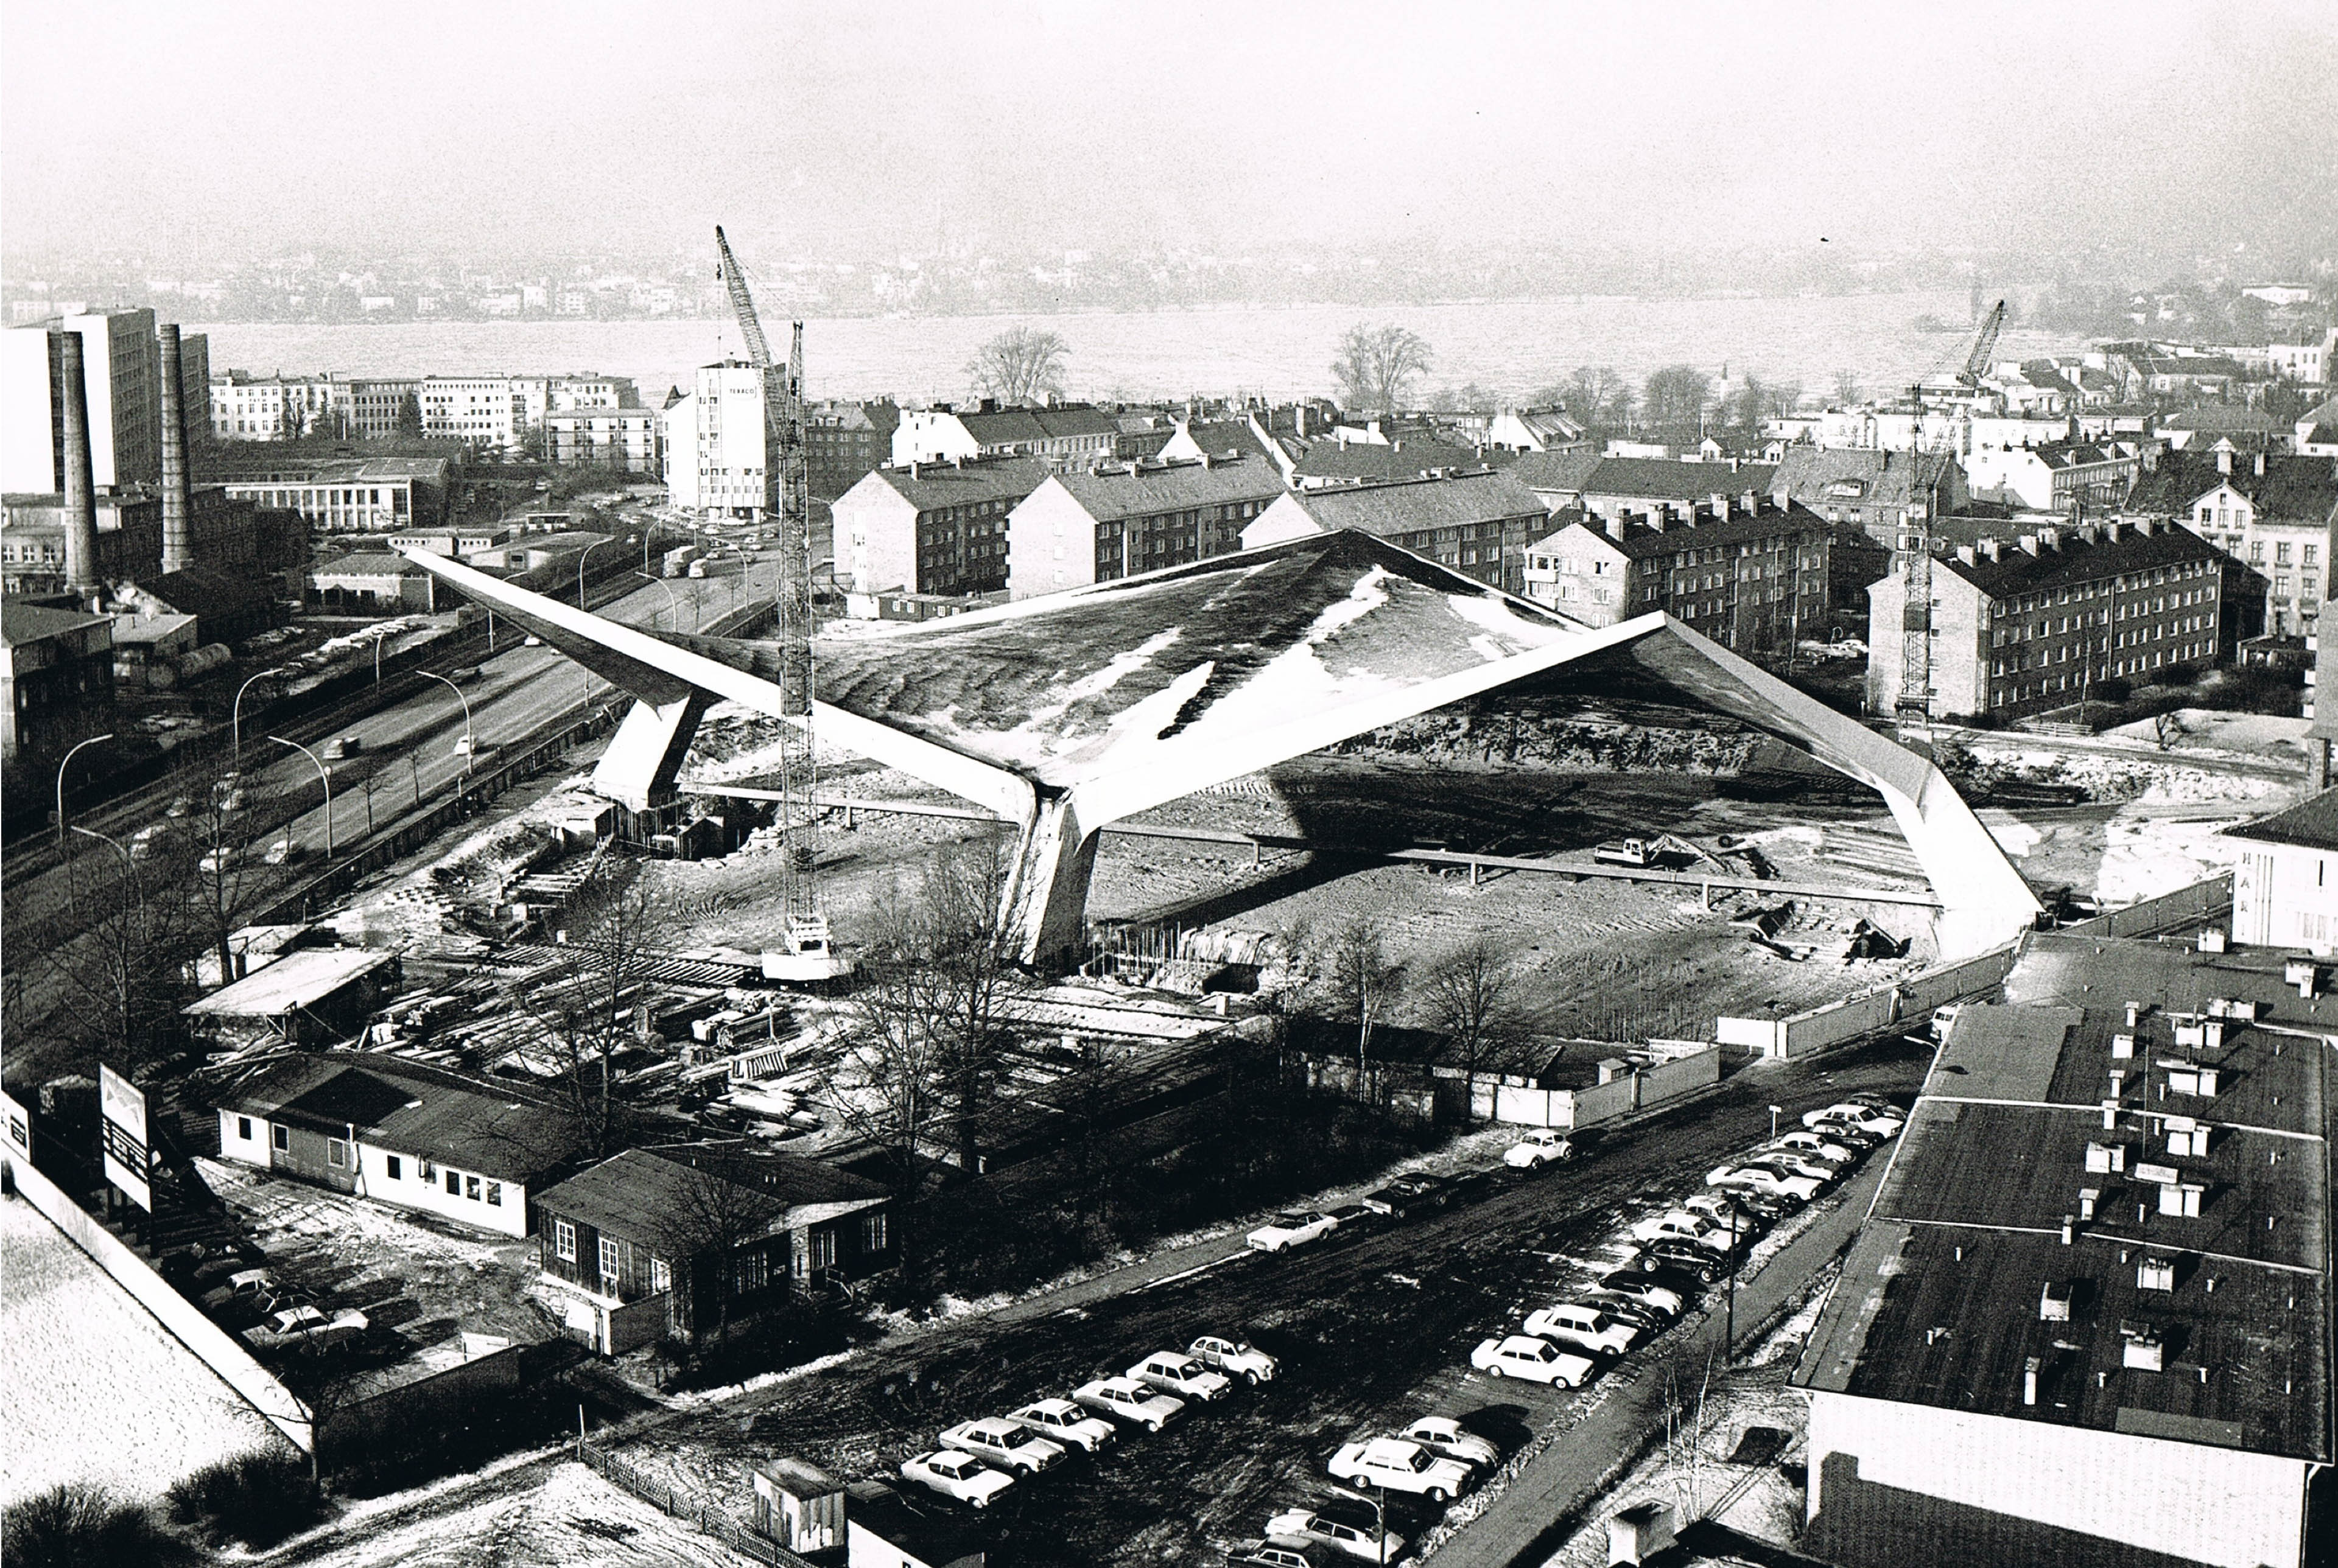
xmin=1470 ymin=1334 xmax=1595 ymax=1387
xmin=1007 ymin=1398 xmax=1117 ymax=1453
xmin=1248 ymin=1210 xmax=1339 ymax=1253
xmin=1329 ymin=1437 xmax=1474 ymax=1503
xmin=939 ymin=1417 xmax=1064 ymax=1475
xmin=1266 ymin=1506 xmax=1404 ymax=1563
xmin=1127 ymin=1351 xmax=1231 ymax=1402
xmin=899 ymin=1449 xmax=1013 ymax=1509
xmin=1399 ymin=1416 xmax=1499 ymax=1469
xmin=1522 ymin=1302 xmax=1639 ymax=1356
xmin=242 ymin=1304 xmax=367 ymax=1351
xmin=1710 ymin=1166 xmax=1822 ymax=1202
xmin=1503 ymin=1130 xmax=1574 ymax=1169
xmin=1739 ymin=1149 xmax=1838 ymax=1182
xmin=1804 ymin=1103 xmax=1904 ymax=1136
xmin=1767 ymin=1130 xmax=1857 ymax=1163
xmin=1190 ymin=1334 xmax=1279 ymax=1385
xmin=1073 ymin=1376 xmax=1185 ymax=1431
xmin=1630 ymin=1209 xmax=1734 ymax=1253
xmin=198 ymin=846 xmax=242 ymax=874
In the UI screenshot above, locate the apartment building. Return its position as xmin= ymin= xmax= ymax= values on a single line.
xmin=2 ymin=309 xmax=163 ymax=491
xmin=1521 ymin=500 xmax=1828 ymax=656
xmin=1006 ymin=455 xmax=1288 ymax=598
xmin=2129 ymin=446 xmax=2338 ymax=636
xmin=805 ymin=399 xmax=900 ymax=499
xmin=1771 ymin=447 xmax=1965 ymax=545
xmin=418 ymin=376 xmax=528 ymax=452
xmin=1243 ymin=471 xmax=1548 ymax=595
xmin=1866 ymin=520 xmax=2224 ymax=719
xmin=662 ymin=362 xmax=770 ymax=519
xmin=893 ymin=402 xmax=1118 ymax=466
xmin=1962 ymin=439 xmax=2148 ymax=513
xmin=832 ymin=455 xmax=1050 ymax=606
xmin=546 ymin=408 xmax=662 ymax=474
xmin=209 ymin=370 xmax=353 ymax=439
xmin=218 ymin=457 xmax=451 ymax=532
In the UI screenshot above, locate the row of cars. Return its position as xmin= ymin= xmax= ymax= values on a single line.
xmin=1467 ymin=1096 xmax=1905 ymax=1401
xmin=1244 ymin=1133 xmax=1578 ymax=1256
xmin=1230 ymin=1412 xmax=1501 ymax=1565
xmin=897 ymin=1334 xmax=1282 ymax=1510
xmin=169 ymin=1247 xmax=371 ymax=1354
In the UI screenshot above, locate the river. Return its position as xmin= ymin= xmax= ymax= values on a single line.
xmin=186 ymin=293 xmax=2085 ymax=406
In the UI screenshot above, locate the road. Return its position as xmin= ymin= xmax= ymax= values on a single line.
xmin=580 ymin=1032 xmax=1931 ymax=1568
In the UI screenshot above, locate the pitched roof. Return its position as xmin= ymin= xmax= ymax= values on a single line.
xmin=1045 ymin=457 xmax=1287 ymax=523
xmin=1576 ymin=456 xmax=1778 ymax=502
xmin=1281 ymin=472 xmax=1547 ymax=536
xmin=1504 ymin=448 xmax=1605 ymax=495
xmin=1175 ymin=419 xmax=1276 ymax=463
xmin=862 ymin=456 xmax=1052 ymax=513
xmin=1534 ymin=503 xmax=1825 ymax=562
xmin=957 ymin=404 xmax=1118 ymax=446
xmin=183 ymin=947 xmax=398 ymax=1017
xmin=211 ymin=1049 xmax=584 ymax=1181
xmin=2126 ymin=452 xmax=2338 ymax=525
xmin=312 ymin=552 xmax=423 ymax=576
xmin=1291 ymin=436 xmax=1487 ymax=483
xmin=2224 ymin=787 xmax=2338 ymax=852
xmin=141 ymin=565 xmax=272 ymax=620
xmin=535 ymin=1145 xmax=885 ymax=1246
xmin=1934 ymin=524 xmax=2220 ymax=600
xmin=1771 ymin=447 xmax=1953 ymax=509
xmin=0 ymin=603 xmax=111 ymax=646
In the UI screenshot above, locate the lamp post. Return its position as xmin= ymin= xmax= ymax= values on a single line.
xmin=55 ymin=732 xmax=116 ymax=853
xmin=1720 ymin=1189 xmax=1746 ymax=1362
xmin=416 ymin=671 xmax=476 ymax=766
xmin=69 ymin=824 xmax=141 ymax=915
xmin=231 ymin=671 xmax=273 ymax=768
xmin=635 ymin=572 xmax=681 ymax=631
xmin=269 ymin=735 xmax=334 ymax=859
xmin=577 ymin=537 xmax=616 ymax=607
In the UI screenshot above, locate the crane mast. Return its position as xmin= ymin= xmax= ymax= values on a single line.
xmin=714 ymin=227 xmax=843 ymax=976
xmin=1892 ymin=298 xmax=2001 ymax=725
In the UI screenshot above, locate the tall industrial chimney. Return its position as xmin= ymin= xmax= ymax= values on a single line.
xmin=58 ymin=331 xmax=100 ymax=603
xmin=158 ymin=324 xmax=194 ymax=574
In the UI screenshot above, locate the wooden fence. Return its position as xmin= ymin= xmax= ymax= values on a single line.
xmin=577 ymin=1440 xmax=815 ymax=1567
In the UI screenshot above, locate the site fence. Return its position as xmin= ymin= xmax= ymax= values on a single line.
xmin=2059 ymin=872 xmax=2233 ymax=939
xmin=0 ymin=1091 xmax=314 ymax=1454
xmin=577 ymin=1439 xmax=812 ymax=1567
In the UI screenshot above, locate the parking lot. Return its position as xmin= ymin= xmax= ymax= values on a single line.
xmin=608 ymin=1029 xmax=1930 ymax=1566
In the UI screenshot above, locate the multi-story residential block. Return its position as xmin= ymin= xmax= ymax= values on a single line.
xmin=2228 ymin=788 xmax=2338 ymax=951
xmin=662 ymin=362 xmax=768 ymax=519
xmin=1509 ymin=453 xmax=1779 ymax=528
xmin=1006 ymin=455 xmax=1288 ymax=599
xmin=2129 ymin=446 xmax=2338 ymax=637
xmin=805 ymin=399 xmax=900 ymax=499
xmin=418 ymin=375 xmax=527 ymax=452
xmin=2265 ymin=329 xmax=2334 ymax=386
xmin=3 ymin=309 xmax=161 ymax=491
xmin=1243 ymin=471 xmax=1548 ymax=595
xmin=893 ymin=402 xmax=1118 ymax=467
xmin=832 ymin=456 xmax=1050 ymax=606
xmin=217 ymin=457 xmax=451 ymax=533
xmin=546 ymin=408 xmax=662 ymax=474
xmin=1866 ymin=520 xmax=2223 ymax=719
xmin=209 ymin=371 xmax=353 ymax=440
xmin=1793 ymin=929 xmax=2331 ymax=1568
xmin=1962 ymin=438 xmax=2146 ymax=513
xmin=1770 ymin=447 xmax=1965 ymax=545
xmin=1519 ymin=500 xmax=1828 ymax=657
xmin=2 ymin=603 xmax=114 ymax=763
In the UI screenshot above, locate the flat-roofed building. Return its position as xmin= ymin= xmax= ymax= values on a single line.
xmin=1520 ymin=499 xmax=1828 ymax=656
xmin=1242 ymin=471 xmax=1548 ymax=594
xmin=663 ymin=361 xmax=768 ymax=519
xmin=2227 ymin=787 xmax=2338 ymax=953
xmin=833 ymin=455 xmax=1049 ymax=607
xmin=3 ymin=309 xmax=162 ymax=491
xmin=545 ymin=407 xmax=662 ymax=474
xmin=1866 ymin=519 xmax=2224 ymax=720
xmin=1794 ymin=932 xmax=2333 ymax=1568
xmin=217 ymin=456 xmax=451 ymax=532
xmin=1008 ymin=455 xmax=1288 ymax=599
xmin=306 ymin=551 xmax=439 ymax=612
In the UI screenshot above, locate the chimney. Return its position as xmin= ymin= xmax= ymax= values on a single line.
xmin=58 ymin=331 xmax=100 ymax=602
xmin=2060 ymin=1214 xmax=2076 ymax=1244
xmin=2038 ymin=525 xmax=2062 ymax=551
xmin=1606 ymin=516 xmax=1625 ymax=541
xmin=2105 ymin=519 xmax=2124 ymax=542
xmin=1957 ymin=544 xmax=1978 ymax=565
xmin=1710 ymin=491 xmax=1730 ymax=519
xmin=2254 ymin=451 xmax=2266 ymax=477
xmin=158 ymin=324 xmax=194 ymax=575
xmin=2018 ymin=534 xmax=2041 ymax=555
xmin=2024 ymin=1356 xmax=2041 ymax=1405
xmin=2217 ymin=444 xmax=2233 ymax=475
xmin=1981 ymin=537 xmax=2003 ymax=562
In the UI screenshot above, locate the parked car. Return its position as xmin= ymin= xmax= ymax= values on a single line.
xmin=199 ymin=1267 xmax=274 ymax=1310
xmin=1265 ymin=1505 xmax=1404 ymax=1563
xmin=1469 ymin=1334 xmax=1595 ymax=1387
xmin=1596 ymin=1272 xmax=1685 ymax=1315
xmin=165 ymin=795 xmax=194 ymax=819
xmin=1399 ymin=1416 xmax=1500 ymax=1470
xmin=1072 ymin=1376 xmax=1185 ymax=1431
xmin=1190 ymin=1334 xmax=1279 ymax=1385
xmin=263 ymin=838 xmax=305 ymax=866
xmin=1444 ymin=1169 xmax=1498 ymax=1205
xmin=1127 ymin=1351 xmax=1231 ymax=1402
xmin=1740 ymin=1149 xmax=1838 ymax=1182
xmin=1929 ymin=1004 xmax=1964 ymax=1040
xmin=1796 ymin=1118 xmax=1882 ymax=1150
xmin=1630 ymin=1209 xmax=1734 ymax=1253
xmin=1522 ymin=1302 xmax=1638 ymax=1357
xmin=1767 ymin=1129 xmax=1858 ymax=1163
xmin=899 ymin=1449 xmax=1013 ymax=1510
xmin=1327 ymin=1437 xmax=1473 ymax=1503
xmin=1708 ymin=1165 xmax=1822 ymax=1202
xmin=1578 ymin=1289 xmax=1671 ymax=1332
xmin=1323 ymin=1202 xmax=1375 ymax=1228
xmin=939 ymin=1418 xmax=1063 ymax=1476
xmin=1360 ymin=1174 xmax=1449 ymax=1217
xmin=1503 ymin=1130 xmax=1574 ymax=1169
xmin=242 ymin=1304 xmax=367 ymax=1352
xmin=1803 ymin=1103 xmax=1903 ymax=1136
xmin=1631 ymin=1239 xmax=1727 ymax=1283
xmin=1229 ymin=1537 xmax=1329 ymax=1568
xmin=1006 ymin=1398 xmax=1117 ymax=1453
xmin=1249 ymin=1211 xmax=1338 ymax=1253
xmin=1680 ymin=1189 xmax=1776 ymax=1230
xmin=198 ymin=846 xmax=242 ymax=875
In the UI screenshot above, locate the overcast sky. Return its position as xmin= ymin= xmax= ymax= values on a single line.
xmin=5 ymin=1 xmax=2334 ymax=267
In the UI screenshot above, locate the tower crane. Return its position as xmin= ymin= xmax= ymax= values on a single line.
xmin=1894 ymin=298 xmax=2000 ymax=724
xmin=715 ymin=225 xmax=849 ymax=982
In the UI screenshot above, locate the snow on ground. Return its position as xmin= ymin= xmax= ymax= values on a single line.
xmin=288 ymin=1460 xmax=742 ymax=1568
xmin=0 ymin=1195 xmax=284 ymax=1506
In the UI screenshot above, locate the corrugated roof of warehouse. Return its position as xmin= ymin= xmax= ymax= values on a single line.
xmin=1933 ymin=525 xmax=2220 ymax=599
xmin=1048 ymin=455 xmax=1288 ymax=522
xmin=868 ymin=455 xmax=1051 ymax=510
xmin=534 ymin=1145 xmax=885 ymax=1245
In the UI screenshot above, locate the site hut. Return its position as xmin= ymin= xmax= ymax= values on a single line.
xmin=1864 ymin=519 xmax=2224 ymax=721
xmin=209 ymin=1052 xmax=583 ymax=1240
xmin=2128 ymin=447 xmax=2338 ymax=639
xmin=2225 ymin=786 xmax=2338 ymax=953
xmin=1006 ymin=453 xmax=1290 ymax=599
xmin=1241 ymin=469 xmax=1548 ymax=595
xmin=830 ymin=454 xmax=1049 ymax=613
xmin=1792 ymin=931 xmax=2333 ymax=1568
xmin=1518 ymin=499 xmax=1829 ymax=656
xmin=181 ymin=946 xmax=401 ymax=1050
xmin=528 ymin=1144 xmax=894 ymax=1355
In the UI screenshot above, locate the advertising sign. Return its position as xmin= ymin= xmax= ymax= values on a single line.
xmin=98 ymin=1063 xmax=152 ymax=1211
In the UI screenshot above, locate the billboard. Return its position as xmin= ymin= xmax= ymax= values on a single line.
xmin=99 ymin=1063 xmax=152 ymax=1211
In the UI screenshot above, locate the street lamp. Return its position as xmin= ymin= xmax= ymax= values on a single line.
xmin=635 ymin=571 xmax=681 ymax=631
xmin=69 ymin=823 xmax=142 ymax=915
xmin=55 ymin=732 xmax=117 ymax=852
xmin=577 ymin=537 xmax=616 ymax=607
xmin=269 ymin=735 xmax=334 ymax=859
xmin=231 ymin=670 xmax=274 ymax=767
xmin=1719 ymin=1189 xmax=1747 ymax=1362
xmin=416 ymin=671 xmax=476 ymax=767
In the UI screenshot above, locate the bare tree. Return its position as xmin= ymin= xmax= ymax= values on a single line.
xmin=1831 ymin=368 xmax=1863 ymax=405
xmin=1641 ymin=364 xmax=1713 ymax=436
xmin=1420 ymin=938 xmax=1522 ymax=1121
xmin=966 ymin=326 xmax=1069 ymax=404
xmin=21 ymin=847 xmax=191 ymax=1073
xmin=1561 ymin=365 xmax=1631 ymax=429
xmin=1332 ymin=324 xmax=1434 ymax=415
xmin=511 ymin=857 xmax=664 ymax=1157
xmin=1322 ymin=919 xmax=1405 ymax=1084
xmin=651 ymin=1147 xmax=781 ymax=1348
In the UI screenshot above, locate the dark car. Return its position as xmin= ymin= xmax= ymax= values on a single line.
xmin=1581 ymin=1289 xmax=1671 ymax=1331
xmin=1361 ymin=1174 xmax=1450 ymax=1217
xmin=1444 ymin=1169 xmax=1498 ymax=1205
xmin=1635 ymin=1239 xmax=1727 ymax=1283
xmin=1324 ymin=1202 xmax=1376 ymax=1229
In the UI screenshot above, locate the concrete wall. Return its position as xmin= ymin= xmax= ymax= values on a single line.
xmin=2060 ymin=871 xmax=2233 ymax=941
xmin=1467 ymin=1047 xmax=1721 ymax=1128
xmin=1806 ymin=1390 xmax=2309 ymax=1568
xmin=1721 ymin=946 xmax=2023 ymax=1060
xmin=3 ymin=1095 xmax=312 ymax=1453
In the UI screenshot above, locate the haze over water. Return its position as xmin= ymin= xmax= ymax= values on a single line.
xmin=187 ymin=292 xmax=2086 ymax=410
